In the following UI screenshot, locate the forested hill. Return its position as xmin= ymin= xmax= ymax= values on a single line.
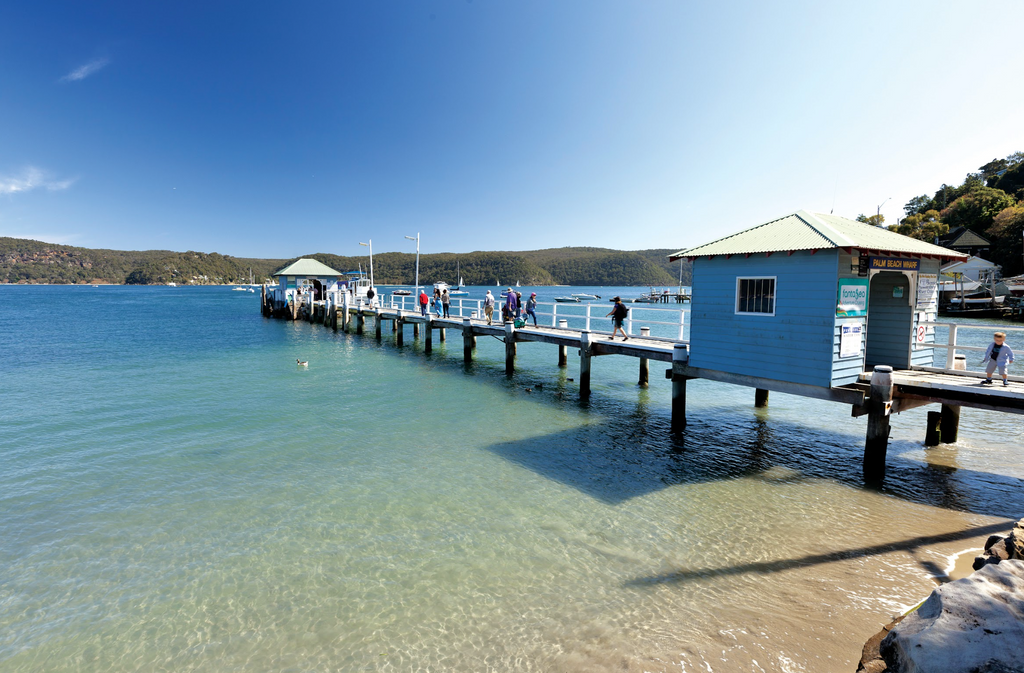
xmin=0 ymin=238 xmax=691 ymax=286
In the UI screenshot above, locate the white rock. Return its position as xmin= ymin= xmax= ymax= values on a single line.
xmin=881 ymin=559 xmax=1024 ymax=673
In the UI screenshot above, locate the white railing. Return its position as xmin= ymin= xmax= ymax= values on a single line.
xmin=914 ymin=321 xmax=1024 ymax=369
xmin=382 ymin=295 xmax=687 ymax=341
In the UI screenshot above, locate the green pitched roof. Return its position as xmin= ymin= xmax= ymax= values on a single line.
xmin=272 ymin=258 xmax=344 ymax=277
xmin=670 ymin=211 xmax=967 ymax=261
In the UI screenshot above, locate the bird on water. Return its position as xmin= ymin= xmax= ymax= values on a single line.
xmin=297 ymin=359 xmax=308 ymax=367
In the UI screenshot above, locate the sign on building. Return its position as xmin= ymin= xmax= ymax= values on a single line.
xmin=837 ymin=278 xmax=868 ymax=317
xmin=840 ymin=322 xmax=863 ymax=358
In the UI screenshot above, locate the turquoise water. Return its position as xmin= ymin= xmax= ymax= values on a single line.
xmin=2 ymin=285 xmax=1022 ymax=672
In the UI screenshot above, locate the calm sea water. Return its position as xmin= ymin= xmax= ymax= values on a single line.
xmin=2 ymin=285 xmax=1022 ymax=672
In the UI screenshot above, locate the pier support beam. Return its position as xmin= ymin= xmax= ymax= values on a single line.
xmin=754 ymin=388 xmax=769 ymax=408
xmin=439 ymin=327 xmax=446 ymax=342
xmin=671 ymin=344 xmax=689 ymax=432
xmin=504 ymin=321 xmax=516 ymax=376
xmin=413 ymin=322 xmax=420 ymax=338
xmin=558 ymin=319 xmax=568 ymax=367
xmin=940 ymin=404 xmax=961 ymax=444
xmin=396 ymin=311 xmax=404 ymax=347
xmin=425 ymin=317 xmax=433 ymax=354
xmin=579 ymin=331 xmax=592 ymax=398
xmin=462 ymin=318 xmax=473 ymax=364
xmin=925 ymin=411 xmax=943 ymax=446
xmin=374 ymin=309 xmax=382 ymax=339
xmin=341 ymin=296 xmax=350 ymax=331
xmin=356 ymin=312 xmax=365 ymax=335
xmin=863 ymin=365 xmax=894 ymax=482
xmin=638 ymin=326 xmax=650 ymax=386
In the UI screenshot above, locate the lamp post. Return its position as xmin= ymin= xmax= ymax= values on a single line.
xmin=358 ymin=240 xmax=373 ymax=288
xmin=404 ymin=233 xmax=420 ymax=297
xmin=876 ymin=197 xmax=891 ymax=226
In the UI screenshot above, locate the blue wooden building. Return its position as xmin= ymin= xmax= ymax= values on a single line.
xmin=671 ymin=211 xmax=967 ymax=390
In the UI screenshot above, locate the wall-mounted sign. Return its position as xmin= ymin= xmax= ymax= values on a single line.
xmin=870 ymin=257 xmax=920 ymax=271
xmin=916 ymin=273 xmax=938 ymax=312
xmin=840 ymin=322 xmax=863 ymax=358
xmin=893 ymin=286 xmax=904 ymax=298
xmin=837 ymin=278 xmax=869 ymax=317
xmin=858 ymin=256 xmax=869 ymax=276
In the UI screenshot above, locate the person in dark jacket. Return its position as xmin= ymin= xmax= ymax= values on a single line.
xmin=505 ymin=288 xmax=518 ymax=322
xmin=605 ymin=296 xmax=629 ymax=341
xmin=525 ymin=292 xmax=538 ymax=326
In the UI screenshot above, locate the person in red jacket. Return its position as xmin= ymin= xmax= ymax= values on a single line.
xmin=419 ymin=290 xmax=429 ymax=316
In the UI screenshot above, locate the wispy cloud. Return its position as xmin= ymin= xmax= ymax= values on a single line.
xmin=0 ymin=167 xmax=77 ymax=195
xmin=60 ymin=57 xmax=111 ymax=82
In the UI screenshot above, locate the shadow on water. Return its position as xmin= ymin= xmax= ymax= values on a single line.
xmin=324 ymin=322 xmax=1024 ymax=518
xmin=623 ymin=520 xmax=1012 ymax=587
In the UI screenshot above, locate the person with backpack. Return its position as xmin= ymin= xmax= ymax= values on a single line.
xmin=606 ymin=296 xmax=629 ymax=341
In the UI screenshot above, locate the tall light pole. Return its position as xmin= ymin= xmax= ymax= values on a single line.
xmin=876 ymin=197 xmax=891 ymax=226
xmin=358 ymin=240 xmax=373 ymax=288
xmin=404 ymin=233 xmax=420 ymax=296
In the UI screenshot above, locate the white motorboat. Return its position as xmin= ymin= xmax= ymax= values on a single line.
xmin=571 ymin=293 xmax=600 ymax=300
xmin=554 ymin=296 xmax=580 ymax=303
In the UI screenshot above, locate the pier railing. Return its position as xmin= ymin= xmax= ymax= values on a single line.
xmin=381 ymin=295 xmax=687 ymax=341
xmin=914 ymin=320 xmax=1024 ymax=369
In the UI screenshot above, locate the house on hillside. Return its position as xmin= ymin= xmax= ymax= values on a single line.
xmin=670 ymin=211 xmax=966 ymax=390
xmin=937 ymin=227 xmax=991 ymax=257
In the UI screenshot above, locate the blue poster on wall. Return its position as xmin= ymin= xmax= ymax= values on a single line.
xmin=837 ymin=278 xmax=869 ymax=317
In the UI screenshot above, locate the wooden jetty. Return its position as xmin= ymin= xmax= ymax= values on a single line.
xmin=263 ymin=212 xmax=1024 ymax=482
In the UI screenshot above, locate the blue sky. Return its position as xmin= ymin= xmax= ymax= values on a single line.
xmin=1 ymin=1 xmax=1022 ymax=258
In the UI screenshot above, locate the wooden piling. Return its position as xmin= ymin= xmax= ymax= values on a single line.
xmin=558 ymin=319 xmax=568 ymax=367
xmin=638 ymin=326 xmax=650 ymax=386
xmin=462 ymin=318 xmax=473 ymax=364
xmin=579 ymin=331 xmax=592 ymax=398
xmin=754 ymin=388 xmax=769 ymax=407
xmin=425 ymin=317 xmax=433 ymax=353
xmin=413 ymin=322 xmax=420 ymax=338
xmin=374 ymin=309 xmax=382 ymax=339
xmin=504 ymin=321 xmax=516 ymax=376
xmin=924 ymin=410 xmax=943 ymax=446
xmin=356 ymin=311 xmax=365 ymax=335
xmin=341 ymin=296 xmax=350 ymax=331
xmin=671 ymin=344 xmax=688 ymax=432
xmin=940 ymin=404 xmax=961 ymax=444
xmin=439 ymin=328 xmax=445 ymax=342
xmin=864 ymin=365 xmax=894 ymax=481
xmin=396 ymin=310 xmax=404 ymax=346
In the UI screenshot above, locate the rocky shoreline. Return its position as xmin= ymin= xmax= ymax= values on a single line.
xmin=857 ymin=518 xmax=1024 ymax=673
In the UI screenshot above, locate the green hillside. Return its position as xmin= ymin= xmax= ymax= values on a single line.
xmin=1 ymin=238 xmax=690 ymax=286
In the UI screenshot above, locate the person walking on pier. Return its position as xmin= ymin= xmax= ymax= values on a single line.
xmin=484 ymin=290 xmax=495 ymax=325
xmin=419 ymin=290 xmax=429 ymax=316
xmin=525 ymin=292 xmax=538 ymax=326
xmin=505 ymin=288 xmax=518 ymax=322
xmin=982 ymin=331 xmax=1014 ymax=386
xmin=441 ymin=289 xmax=450 ymax=318
xmin=606 ymin=296 xmax=629 ymax=341
xmin=432 ymin=289 xmax=442 ymax=317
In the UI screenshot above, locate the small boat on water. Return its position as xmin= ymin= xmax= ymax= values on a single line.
xmin=232 ymin=286 xmax=248 ymax=291
xmin=167 ymin=282 xmax=177 ymax=287
xmin=392 ymin=289 xmax=412 ymax=296
xmin=572 ymin=293 xmax=600 ymax=300
xmin=449 ymin=266 xmax=469 ymax=295
xmin=554 ymin=296 xmax=580 ymax=303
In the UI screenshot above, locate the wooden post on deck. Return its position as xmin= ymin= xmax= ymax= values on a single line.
xmin=504 ymin=321 xmax=516 ymax=376
xmin=754 ymin=388 xmax=769 ymax=408
xmin=463 ymin=318 xmax=473 ymax=364
xmin=341 ymin=295 xmax=350 ymax=331
xmin=940 ymin=354 xmax=965 ymax=443
xmin=374 ymin=309 xmax=382 ymax=339
xmin=671 ymin=344 xmax=688 ymax=432
xmin=396 ymin=310 xmax=404 ymax=347
xmin=579 ymin=331 xmax=592 ymax=398
xmin=425 ymin=316 xmax=433 ymax=353
xmin=638 ymin=326 xmax=650 ymax=386
xmin=557 ymin=319 xmax=568 ymax=367
xmin=864 ymin=365 xmax=894 ymax=481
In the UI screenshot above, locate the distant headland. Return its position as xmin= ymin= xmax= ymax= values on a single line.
xmin=0 ymin=237 xmax=691 ymax=287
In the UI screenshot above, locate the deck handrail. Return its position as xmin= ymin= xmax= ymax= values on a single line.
xmin=914 ymin=320 xmax=1024 ymax=369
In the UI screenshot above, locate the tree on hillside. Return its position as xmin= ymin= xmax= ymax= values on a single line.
xmin=856 ymin=214 xmax=885 ymax=226
xmin=940 ymin=186 xmax=1017 ymax=234
xmin=889 ymin=209 xmax=947 ymax=242
xmin=993 ymin=160 xmax=1024 ymax=200
xmin=987 ymin=205 xmax=1024 ymax=276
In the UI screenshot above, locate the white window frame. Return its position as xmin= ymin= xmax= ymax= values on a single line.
xmin=735 ymin=276 xmax=777 ymax=316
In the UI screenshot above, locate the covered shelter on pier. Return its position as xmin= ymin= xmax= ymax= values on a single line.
xmin=270 ymin=258 xmax=345 ymax=310
xmin=670 ymin=211 xmax=968 ymax=389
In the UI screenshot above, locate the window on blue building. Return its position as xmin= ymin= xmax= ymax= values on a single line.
xmin=736 ymin=277 xmax=776 ymax=315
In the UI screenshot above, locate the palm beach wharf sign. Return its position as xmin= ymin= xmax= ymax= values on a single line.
xmin=869 ymin=257 xmax=921 ymax=271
